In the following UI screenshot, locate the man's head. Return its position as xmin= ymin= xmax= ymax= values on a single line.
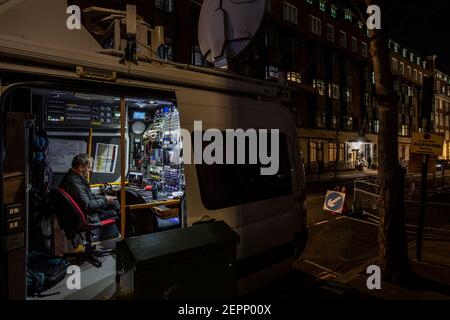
xmin=72 ymin=154 xmax=93 ymax=178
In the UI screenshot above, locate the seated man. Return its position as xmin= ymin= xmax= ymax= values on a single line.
xmin=60 ymin=153 xmax=120 ymax=226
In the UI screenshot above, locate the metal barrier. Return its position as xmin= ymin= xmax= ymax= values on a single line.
xmin=353 ymin=178 xmax=380 ymax=216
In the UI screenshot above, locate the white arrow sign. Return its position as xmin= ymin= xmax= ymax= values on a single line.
xmin=327 ymin=196 xmax=342 ymax=208
xmin=323 ymin=190 xmax=346 ymax=214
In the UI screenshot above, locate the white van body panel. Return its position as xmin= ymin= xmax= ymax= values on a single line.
xmin=0 ymin=0 xmax=307 ymax=290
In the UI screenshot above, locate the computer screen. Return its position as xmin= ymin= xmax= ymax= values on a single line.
xmin=132 ymin=111 xmax=146 ymax=120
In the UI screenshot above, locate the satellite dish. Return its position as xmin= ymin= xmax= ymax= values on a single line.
xmin=198 ymin=0 xmax=265 ymax=68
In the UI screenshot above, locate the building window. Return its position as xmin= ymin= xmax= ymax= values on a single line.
xmin=328 ymin=84 xmax=340 ymax=99
xmin=344 ymin=115 xmax=353 ymax=130
xmin=392 ymin=58 xmax=398 ymax=72
xmin=340 ymin=31 xmax=347 ymax=48
xmin=371 ymin=71 xmax=375 ymax=84
xmin=413 ymin=69 xmax=418 ymax=81
xmin=344 ymin=9 xmax=352 ymax=22
xmin=313 ymin=79 xmax=326 ymax=96
xmin=400 ymin=62 xmax=405 ymax=75
xmin=351 ymin=37 xmax=358 ymax=53
xmin=154 ymin=0 xmax=174 ymax=12
xmin=373 ymin=120 xmax=380 ymax=133
xmin=310 ymin=15 xmax=322 ymax=36
xmin=402 ymin=48 xmax=407 ymax=58
xmin=310 ymin=142 xmax=318 ymax=162
xmin=365 ymin=92 xmax=371 ymax=107
xmin=345 ymin=87 xmax=352 ymax=104
xmin=406 ymin=66 xmax=412 ymax=78
xmin=401 ymin=124 xmax=409 ymax=136
xmin=315 ymin=112 xmax=326 ymax=128
xmin=287 ymin=71 xmax=302 ymax=83
xmin=331 ymin=4 xmax=337 ymax=18
xmin=410 ymin=52 xmax=414 ymax=62
xmin=329 ymin=143 xmax=337 ymax=162
xmin=419 ymin=72 xmax=423 ymax=83
xmin=265 ymin=65 xmax=279 ymax=80
xmin=191 ymin=45 xmax=207 ymax=66
xmin=339 ymin=143 xmax=345 ymax=161
xmin=331 ymin=113 xmax=338 ymax=129
xmin=157 ymin=37 xmax=174 ymax=60
xmin=423 ymin=61 xmax=427 ymax=69
xmin=319 ymin=0 xmax=326 ymax=11
xmin=416 ymin=56 xmax=421 ymax=66
xmin=306 ymin=0 xmax=313 ymax=4
xmin=394 ymin=44 xmax=399 ymax=53
xmin=326 ymin=24 xmax=335 ymax=42
xmin=283 ymin=2 xmax=298 ymax=24
xmin=361 ymin=42 xmax=368 ymax=57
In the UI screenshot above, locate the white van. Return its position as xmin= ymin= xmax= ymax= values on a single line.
xmin=0 ymin=0 xmax=307 ymax=298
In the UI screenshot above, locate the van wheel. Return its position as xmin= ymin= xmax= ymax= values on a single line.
xmin=293 ymin=229 xmax=308 ymax=259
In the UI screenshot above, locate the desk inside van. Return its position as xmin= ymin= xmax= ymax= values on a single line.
xmin=127 ymin=199 xmax=181 ymax=219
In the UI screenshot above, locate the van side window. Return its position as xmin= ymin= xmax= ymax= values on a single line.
xmin=196 ymin=133 xmax=292 ymax=210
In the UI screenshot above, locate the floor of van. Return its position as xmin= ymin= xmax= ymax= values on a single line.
xmin=28 ymin=237 xmax=118 ymax=300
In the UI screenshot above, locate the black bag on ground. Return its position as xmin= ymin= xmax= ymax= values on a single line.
xmin=27 ymin=251 xmax=69 ymax=297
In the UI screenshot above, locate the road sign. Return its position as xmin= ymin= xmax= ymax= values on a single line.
xmin=411 ymin=132 xmax=444 ymax=156
xmin=408 ymin=153 xmax=437 ymax=174
xmin=323 ymin=190 xmax=346 ymax=214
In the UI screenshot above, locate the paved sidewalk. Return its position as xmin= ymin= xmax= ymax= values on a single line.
xmin=334 ymin=239 xmax=450 ymax=300
xmin=306 ymin=170 xmax=378 ymax=183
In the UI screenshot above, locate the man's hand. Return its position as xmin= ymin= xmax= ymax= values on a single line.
xmin=106 ymin=195 xmax=117 ymax=205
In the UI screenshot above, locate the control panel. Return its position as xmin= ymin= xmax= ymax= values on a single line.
xmin=46 ymin=99 xmax=121 ymax=128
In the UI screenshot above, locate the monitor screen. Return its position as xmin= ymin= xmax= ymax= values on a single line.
xmin=132 ymin=111 xmax=146 ymax=120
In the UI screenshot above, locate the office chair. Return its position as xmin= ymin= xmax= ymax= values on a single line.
xmin=48 ymin=189 xmax=116 ymax=268
xmin=124 ymin=188 xmax=180 ymax=237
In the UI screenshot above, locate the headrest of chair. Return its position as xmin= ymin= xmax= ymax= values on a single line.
xmin=124 ymin=188 xmax=147 ymax=205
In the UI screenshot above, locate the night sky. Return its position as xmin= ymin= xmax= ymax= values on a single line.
xmin=351 ymin=0 xmax=448 ymax=73
xmin=383 ymin=0 xmax=449 ymax=73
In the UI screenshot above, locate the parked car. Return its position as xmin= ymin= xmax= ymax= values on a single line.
xmin=436 ymin=159 xmax=450 ymax=171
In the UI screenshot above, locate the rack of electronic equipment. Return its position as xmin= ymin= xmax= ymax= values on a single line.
xmin=142 ymin=106 xmax=184 ymax=197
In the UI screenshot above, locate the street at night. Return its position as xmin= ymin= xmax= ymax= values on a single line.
xmin=1 ymin=0 xmax=450 ymax=316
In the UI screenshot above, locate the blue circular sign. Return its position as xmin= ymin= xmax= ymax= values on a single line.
xmin=325 ymin=192 xmax=344 ymax=212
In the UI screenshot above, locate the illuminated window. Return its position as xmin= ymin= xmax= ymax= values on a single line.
xmin=328 ymin=84 xmax=340 ymax=99
xmin=319 ymin=0 xmax=326 ymax=11
xmin=392 ymin=58 xmax=398 ymax=72
xmin=329 ymin=143 xmax=337 ymax=162
xmin=344 ymin=9 xmax=352 ymax=21
xmin=331 ymin=4 xmax=337 ymax=18
xmin=373 ymin=120 xmax=380 ymax=133
xmin=287 ymin=71 xmax=302 ymax=83
xmin=310 ymin=142 xmax=318 ymax=162
xmin=313 ymin=79 xmax=326 ymax=96
xmin=265 ymin=65 xmax=279 ymax=80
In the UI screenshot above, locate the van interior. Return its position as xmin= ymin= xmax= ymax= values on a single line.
xmin=3 ymin=86 xmax=185 ymax=299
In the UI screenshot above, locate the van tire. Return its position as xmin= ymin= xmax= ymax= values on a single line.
xmin=293 ymin=229 xmax=308 ymax=259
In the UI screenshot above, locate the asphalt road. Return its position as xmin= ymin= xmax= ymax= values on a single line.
xmin=246 ymin=176 xmax=450 ymax=299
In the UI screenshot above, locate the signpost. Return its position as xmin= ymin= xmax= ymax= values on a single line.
xmin=411 ymin=132 xmax=444 ymax=261
xmin=411 ymin=132 xmax=444 ymax=156
xmin=323 ymin=190 xmax=346 ymax=215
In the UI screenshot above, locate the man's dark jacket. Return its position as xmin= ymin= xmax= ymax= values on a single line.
xmin=60 ymin=169 xmax=107 ymax=214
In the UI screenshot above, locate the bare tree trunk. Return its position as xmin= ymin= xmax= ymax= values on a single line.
xmin=365 ymin=0 xmax=412 ymax=283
